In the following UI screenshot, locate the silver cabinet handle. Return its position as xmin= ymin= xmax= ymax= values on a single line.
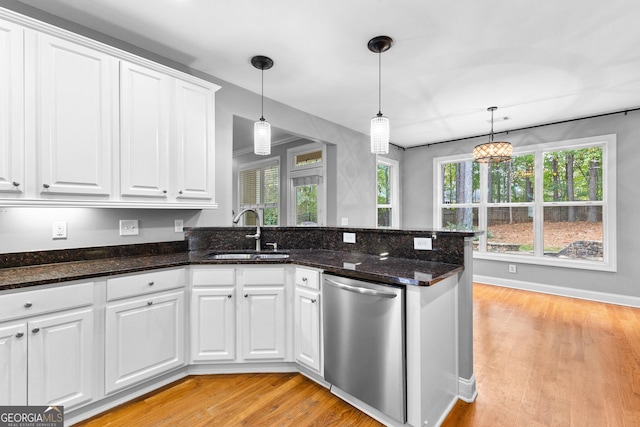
xmin=147 ymin=301 xmax=153 ymax=306
xmin=227 ymin=294 xmax=232 ymax=299
xmin=15 ymin=332 xmax=24 ymax=338
xmin=12 ymin=181 xmax=20 ymax=187
xmin=148 ymin=281 xmax=154 ymax=286
xmin=311 ymin=299 xmax=317 ymax=303
xmin=32 ymin=328 xmax=40 ymax=334
xmin=244 ymin=294 xmax=249 ymax=298
xmin=178 ymin=190 xmax=183 ymax=195
xmin=302 ymin=277 xmax=308 ymax=282
xmin=324 ymin=278 xmax=398 ymax=299
xmin=43 ymin=183 xmax=50 ymax=189
xmin=163 ymin=189 xmax=167 ymax=194
xmin=24 ymin=302 xmax=32 ymax=308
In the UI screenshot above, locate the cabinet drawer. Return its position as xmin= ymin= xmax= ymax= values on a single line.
xmin=107 ymin=268 xmax=185 ymax=301
xmin=0 ymin=282 xmax=94 ymax=323
xmin=295 ymin=267 xmax=320 ymax=290
xmin=191 ymin=268 xmax=235 ymax=287
xmin=242 ymin=267 xmax=285 ymax=285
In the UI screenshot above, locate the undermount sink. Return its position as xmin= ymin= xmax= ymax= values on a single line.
xmin=208 ymin=252 xmax=289 ymax=260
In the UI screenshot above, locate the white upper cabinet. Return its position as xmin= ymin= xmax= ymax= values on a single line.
xmin=31 ymin=32 xmax=117 ymax=198
xmin=0 ymin=18 xmax=24 ymax=196
xmin=120 ymin=61 xmax=171 ymax=199
xmin=174 ymin=78 xmax=215 ymax=201
xmin=0 ymin=8 xmax=220 ymax=208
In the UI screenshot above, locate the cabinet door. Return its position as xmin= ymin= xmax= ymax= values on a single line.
xmin=0 ymin=19 xmax=24 ymax=195
xmin=120 ymin=61 xmax=170 ymax=198
xmin=27 ymin=308 xmax=94 ymax=410
xmin=294 ymin=288 xmax=321 ymax=372
xmin=191 ymin=288 xmax=235 ymax=361
xmin=105 ymin=291 xmax=184 ymax=394
xmin=174 ymin=78 xmax=215 ymax=201
xmin=0 ymin=322 xmax=27 ymax=405
xmin=34 ymin=33 xmax=116 ymax=196
xmin=242 ymin=287 xmax=286 ymax=360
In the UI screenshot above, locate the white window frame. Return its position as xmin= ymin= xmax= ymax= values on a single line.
xmin=287 ymin=143 xmax=327 ymax=226
xmin=376 ymin=156 xmax=400 ymax=228
xmin=434 ymin=134 xmax=616 ymax=272
xmin=237 ymin=157 xmax=280 ymax=226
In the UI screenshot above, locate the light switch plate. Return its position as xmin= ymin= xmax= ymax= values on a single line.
xmin=174 ymin=219 xmax=184 ymax=233
xmin=414 ymin=237 xmax=433 ymax=250
xmin=343 ymin=232 xmax=356 ymax=244
xmin=119 ymin=220 xmax=139 ymax=236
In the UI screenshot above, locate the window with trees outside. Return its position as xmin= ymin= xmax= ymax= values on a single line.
xmin=434 ymin=134 xmax=616 ymax=271
xmin=377 ymin=157 xmax=399 ymax=228
xmin=288 ymin=143 xmax=326 ymax=226
xmin=238 ymin=159 xmax=279 ymax=226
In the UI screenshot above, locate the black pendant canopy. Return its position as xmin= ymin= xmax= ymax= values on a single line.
xmin=367 ymin=35 xmax=394 ymax=54
xmin=251 ymin=55 xmax=274 ymax=71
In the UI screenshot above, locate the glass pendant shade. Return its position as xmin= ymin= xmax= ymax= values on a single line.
xmin=473 ymin=141 xmax=513 ymax=163
xmin=254 ymin=118 xmax=271 ymax=155
xmin=370 ymin=113 xmax=390 ymax=154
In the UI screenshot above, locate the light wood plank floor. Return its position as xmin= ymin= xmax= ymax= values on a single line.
xmin=74 ymin=283 xmax=640 ymax=426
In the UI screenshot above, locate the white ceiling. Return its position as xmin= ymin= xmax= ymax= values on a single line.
xmin=15 ymin=0 xmax=640 ymax=148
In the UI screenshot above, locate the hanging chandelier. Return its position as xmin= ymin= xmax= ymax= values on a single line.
xmin=251 ymin=55 xmax=274 ymax=155
xmin=368 ymin=36 xmax=393 ymax=155
xmin=473 ymin=106 xmax=513 ymax=163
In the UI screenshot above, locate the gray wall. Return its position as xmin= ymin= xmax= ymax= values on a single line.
xmin=0 ymin=2 xmax=382 ymax=253
xmin=402 ymin=110 xmax=640 ymax=299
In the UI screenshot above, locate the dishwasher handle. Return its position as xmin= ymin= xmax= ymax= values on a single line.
xmin=325 ymin=278 xmax=398 ymax=298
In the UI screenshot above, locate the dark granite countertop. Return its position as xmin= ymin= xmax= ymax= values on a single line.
xmin=0 ymin=249 xmax=463 ymax=292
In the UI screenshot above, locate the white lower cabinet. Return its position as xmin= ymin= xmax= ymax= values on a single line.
xmin=191 ymin=287 xmax=236 ymax=361
xmin=242 ymin=285 xmax=286 ymax=360
xmin=105 ymin=269 xmax=186 ymax=394
xmin=0 ymin=282 xmax=95 ymax=410
xmin=293 ymin=267 xmax=322 ymax=372
xmin=190 ymin=266 xmax=288 ymax=363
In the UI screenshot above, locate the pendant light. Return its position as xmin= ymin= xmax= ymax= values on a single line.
xmin=251 ymin=55 xmax=274 ymax=156
xmin=368 ymin=36 xmax=393 ymax=155
xmin=473 ymin=106 xmax=513 ymax=163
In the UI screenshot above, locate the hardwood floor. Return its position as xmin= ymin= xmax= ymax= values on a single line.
xmin=73 ymin=373 xmax=383 ymax=426
xmin=443 ymin=283 xmax=640 ymax=427
xmin=73 ymin=283 xmax=640 ymax=426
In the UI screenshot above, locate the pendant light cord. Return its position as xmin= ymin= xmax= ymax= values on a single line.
xmin=377 ymin=51 xmax=382 ymax=116
xmin=489 ymin=108 xmax=494 ymax=141
xmin=260 ymin=67 xmax=265 ymax=121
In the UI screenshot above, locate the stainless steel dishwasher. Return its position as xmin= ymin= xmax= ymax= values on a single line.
xmin=323 ymin=274 xmax=406 ymax=423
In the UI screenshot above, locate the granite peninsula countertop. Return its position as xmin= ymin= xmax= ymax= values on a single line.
xmin=0 ymin=249 xmax=463 ymax=292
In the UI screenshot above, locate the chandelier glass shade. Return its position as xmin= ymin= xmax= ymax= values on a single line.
xmin=251 ymin=55 xmax=274 ymax=156
xmin=473 ymin=106 xmax=513 ymax=163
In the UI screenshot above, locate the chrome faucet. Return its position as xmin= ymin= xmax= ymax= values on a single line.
xmin=232 ymin=208 xmax=261 ymax=251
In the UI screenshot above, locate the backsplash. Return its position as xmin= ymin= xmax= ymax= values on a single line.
xmin=186 ymin=227 xmax=473 ymax=265
xmin=0 ymin=241 xmax=188 ymax=269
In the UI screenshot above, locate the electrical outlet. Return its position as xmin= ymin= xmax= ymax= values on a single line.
xmin=341 ymin=217 xmax=349 ymax=226
xmin=343 ymin=232 xmax=356 ymax=244
xmin=52 ymin=221 xmax=67 ymax=239
xmin=509 ymin=264 xmax=517 ymax=274
xmin=119 ymin=220 xmax=139 ymax=236
xmin=174 ymin=219 xmax=184 ymax=233
xmin=414 ymin=237 xmax=432 ymax=250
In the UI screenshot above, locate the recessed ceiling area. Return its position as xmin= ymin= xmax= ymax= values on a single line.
xmin=13 ymin=0 xmax=640 ymax=148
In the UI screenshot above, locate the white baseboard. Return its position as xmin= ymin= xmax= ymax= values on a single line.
xmin=458 ymin=374 xmax=478 ymax=403
xmin=474 ymin=275 xmax=640 ymax=308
